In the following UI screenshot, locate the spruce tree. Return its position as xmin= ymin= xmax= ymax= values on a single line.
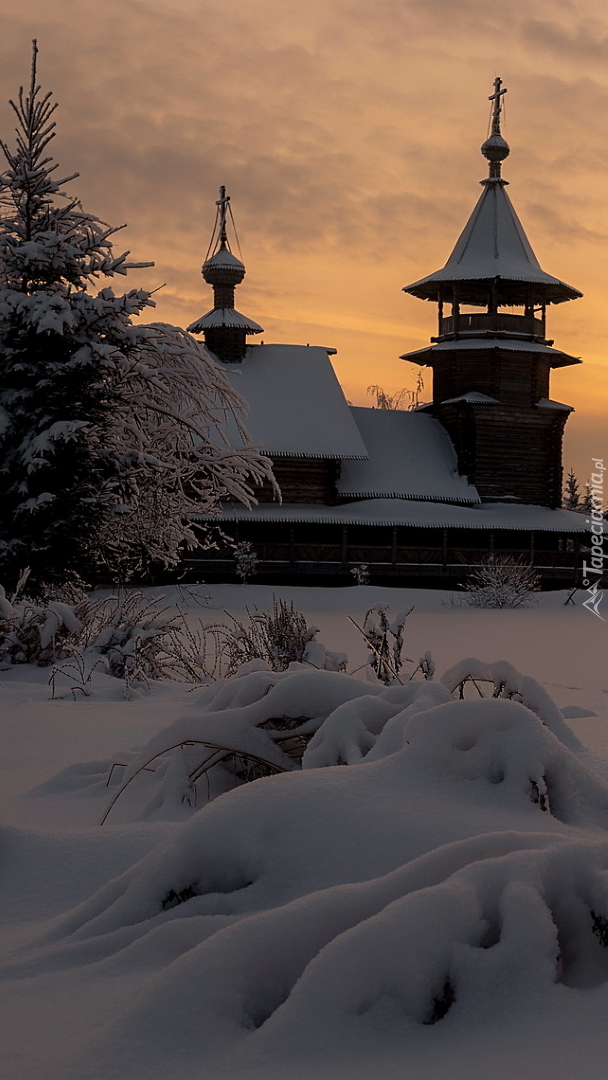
xmin=581 ymin=482 xmax=594 ymax=514
xmin=563 ymin=469 xmax=580 ymax=510
xmin=0 ymin=45 xmax=273 ymax=592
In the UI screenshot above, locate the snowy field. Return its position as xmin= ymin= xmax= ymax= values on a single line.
xmin=0 ymin=583 xmax=607 ymax=1080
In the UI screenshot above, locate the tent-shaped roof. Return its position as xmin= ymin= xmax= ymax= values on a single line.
xmin=338 ymin=407 xmax=480 ymax=503
xmin=405 ymin=180 xmax=581 ymax=306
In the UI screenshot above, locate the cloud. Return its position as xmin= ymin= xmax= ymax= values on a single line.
xmin=522 ymin=16 xmax=608 ymax=65
xmin=0 ymin=0 xmax=607 ymax=453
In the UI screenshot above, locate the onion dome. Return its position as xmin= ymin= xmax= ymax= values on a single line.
xmin=188 ymin=186 xmax=263 ymax=362
xmin=202 ymin=245 xmax=246 ymax=287
xmin=481 ymin=132 xmax=510 ymax=169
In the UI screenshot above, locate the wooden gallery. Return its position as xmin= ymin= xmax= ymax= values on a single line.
xmin=186 ymin=81 xmax=588 ymax=586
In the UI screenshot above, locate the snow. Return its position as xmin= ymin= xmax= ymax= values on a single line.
xmin=205 ymin=496 xmax=590 ymax=532
xmin=203 ymin=248 xmax=246 ymax=272
xmin=38 ymin=602 xmax=82 ymax=650
xmin=405 ymin=181 xmax=581 ymax=303
xmin=219 ymin=344 xmax=369 ymax=459
xmin=338 ymin=407 xmax=480 ymax=503
xmin=0 ymin=583 xmax=607 ymax=1080
xmin=439 ymin=391 xmax=500 ymax=405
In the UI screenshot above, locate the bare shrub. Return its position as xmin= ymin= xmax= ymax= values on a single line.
xmin=350 ymin=564 xmax=369 ymax=585
xmin=349 ymin=604 xmax=414 ymax=685
xmin=201 ymin=598 xmax=346 ymax=678
xmin=462 ymin=555 xmax=540 ymax=609
xmin=233 ymin=541 xmax=259 ymax=584
xmin=0 ymin=580 xmax=208 ymax=696
xmin=0 ymin=571 xmax=84 ymax=668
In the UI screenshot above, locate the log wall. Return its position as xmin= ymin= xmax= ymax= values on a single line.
xmin=434 ymin=403 xmax=568 ymax=507
xmin=255 ymin=456 xmax=341 ymax=504
xmin=431 ymin=350 xmax=551 ymax=407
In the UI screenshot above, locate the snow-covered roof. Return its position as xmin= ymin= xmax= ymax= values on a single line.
xmin=405 ymin=181 xmax=581 ymax=305
xmin=401 ymin=336 xmax=580 ymax=369
xmin=201 ymin=499 xmax=590 ymax=533
xmin=338 ymin=407 xmax=480 ymax=504
xmin=222 ymin=344 xmax=369 ymax=459
xmin=187 ymin=308 xmax=263 ymax=334
xmin=440 ymin=392 xmax=500 ymax=405
xmin=535 ymin=398 xmax=574 ymax=412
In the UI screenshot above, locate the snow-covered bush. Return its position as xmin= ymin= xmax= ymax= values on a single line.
xmin=0 ymin=578 xmax=83 ymax=668
xmin=462 ymin=554 xmax=540 ymax=608
xmin=201 ymin=598 xmax=347 ymax=678
xmin=233 ymin=540 xmax=259 ymax=584
xmin=0 ymin=46 xmax=274 ymax=592
xmin=414 ymin=649 xmax=436 ymax=681
xmin=440 ymin=656 xmax=580 ymax=749
xmin=101 ymin=667 xmax=445 ymax=820
xmin=72 ymin=592 xmax=205 ymax=690
xmin=356 ymin=603 xmax=414 ymax=684
xmin=0 ymin=584 xmax=206 ymax=695
xmin=99 ymin=654 xmax=579 ymax=822
xmin=350 ymin=563 xmax=369 ymax=585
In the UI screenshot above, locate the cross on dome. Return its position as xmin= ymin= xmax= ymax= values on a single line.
xmin=202 ymin=185 xmax=246 ymax=280
xmin=482 ymin=76 xmax=510 ymax=181
xmin=216 ymin=185 xmax=231 ymax=249
xmin=489 ymin=77 xmax=507 ymax=132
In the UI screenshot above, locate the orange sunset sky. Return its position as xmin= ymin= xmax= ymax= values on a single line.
xmin=1 ymin=0 xmax=606 ymax=489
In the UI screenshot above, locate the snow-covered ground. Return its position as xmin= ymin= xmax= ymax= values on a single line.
xmin=0 ymin=583 xmax=607 ymax=1080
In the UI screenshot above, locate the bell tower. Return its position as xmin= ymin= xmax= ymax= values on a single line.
xmin=401 ymin=79 xmax=582 ymax=508
xmin=188 ymin=187 xmax=263 ymax=363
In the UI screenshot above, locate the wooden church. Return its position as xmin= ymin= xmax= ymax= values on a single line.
xmin=186 ymin=80 xmax=587 ymax=585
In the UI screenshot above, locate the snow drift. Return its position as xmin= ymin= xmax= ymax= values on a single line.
xmin=4 ymin=657 xmax=608 ymax=1080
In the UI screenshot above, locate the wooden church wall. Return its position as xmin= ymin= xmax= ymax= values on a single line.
xmin=254 ymin=456 xmax=341 ymax=504
xmin=434 ymin=403 xmax=567 ymax=507
xmin=432 ymin=351 xmax=551 ymax=407
xmin=470 ymin=409 xmax=566 ymax=507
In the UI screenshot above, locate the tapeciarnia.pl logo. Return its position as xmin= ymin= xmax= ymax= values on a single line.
xmin=581 ymin=458 xmax=606 ymax=620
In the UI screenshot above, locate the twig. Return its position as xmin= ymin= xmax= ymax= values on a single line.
xmin=346 ymin=616 xmax=404 ymax=685
xmin=100 ymin=739 xmax=288 ymax=825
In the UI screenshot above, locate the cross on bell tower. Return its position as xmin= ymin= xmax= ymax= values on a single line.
xmin=489 ymin=77 xmax=507 ymax=130
xmin=481 ymin=77 xmax=510 ymax=181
